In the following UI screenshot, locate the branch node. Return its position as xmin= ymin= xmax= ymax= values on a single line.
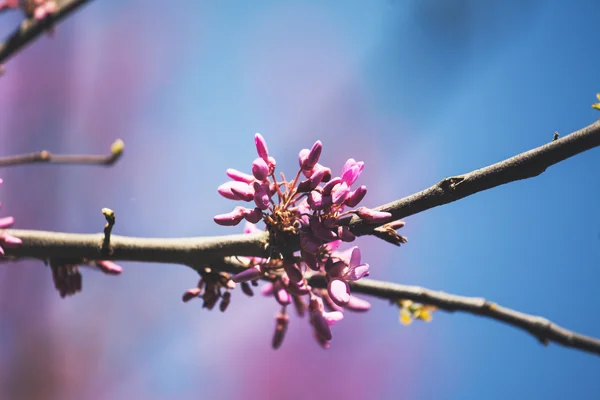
xmin=101 ymin=208 xmax=115 ymax=255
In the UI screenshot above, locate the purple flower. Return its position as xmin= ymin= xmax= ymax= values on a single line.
xmin=309 ymin=296 xmax=343 ymax=345
xmin=326 ymin=246 xmax=370 ymax=306
xmin=213 ymin=133 xmax=389 ymax=348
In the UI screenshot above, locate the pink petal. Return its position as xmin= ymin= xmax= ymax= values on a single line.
xmin=322 ymin=177 xmax=341 ymax=195
xmin=348 ymin=246 xmax=361 ymax=268
xmin=323 ymin=310 xmax=344 ymax=326
xmin=331 ymin=182 xmax=349 ymax=205
xmin=328 ymin=279 xmax=350 ymax=306
xmin=345 ymin=295 xmax=371 ymax=312
xmin=345 ymin=263 xmax=370 ymax=281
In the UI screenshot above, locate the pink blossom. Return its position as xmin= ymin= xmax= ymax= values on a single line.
xmin=326 ymin=246 xmax=370 ymax=306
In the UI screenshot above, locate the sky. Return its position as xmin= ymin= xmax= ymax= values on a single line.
xmin=0 ymin=1 xmax=599 ymax=399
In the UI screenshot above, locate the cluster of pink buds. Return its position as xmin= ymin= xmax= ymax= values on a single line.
xmin=0 ymin=0 xmax=57 ymax=20
xmin=210 ymin=133 xmax=398 ymax=349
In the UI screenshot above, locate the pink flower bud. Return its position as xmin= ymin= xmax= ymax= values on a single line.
xmin=241 ymin=282 xmax=254 ymax=296
xmin=337 ymin=225 xmax=356 ymax=242
xmin=274 ymin=283 xmax=292 ymax=306
xmin=272 ymin=312 xmax=289 ymax=350
xmin=0 ymin=216 xmax=14 ymax=229
xmin=310 ymin=298 xmax=332 ymax=341
xmin=298 ymin=148 xmax=310 ymax=169
xmin=300 ymin=232 xmax=321 ymax=254
xmin=283 ymin=261 xmax=303 ymax=283
xmin=94 ymin=260 xmax=123 ymax=275
xmin=231 ymin=265 xmax=263 ymax=283
xmin=254 ymin=133 xmax=269 ymax=162
xmin=253 ymin=181 xmax=271 ymax=210
xmin=243 ymin=207 xmax=262 ymax=223
xmin=251 ymin=157 xmax=269 ymax=181
xmin=218 ymin=181 xmax=254 ymax=201
xmin=331 ymin=182 xmax=350 ymax=205
xmin=226 ymin=168 xmax=255 ymax=183
xmin=309 ymin=215 xmax=337 ymax=242
xmin=322 ymin=177 xmax=341 ymax=195
xmin=356 ymin=207 xmax=392 ymax=223
xmin=344 ymin=185 xmax=367 ymax=207
xmin=302 ymin=140 xmax=322 ymax=170
xmin=182 ymin=287 xmax=201 ymax=302
xmin=213 ymin=207 xmax=245 ymax=226
xmin=302 ymin=250 xmax=320 ymax=271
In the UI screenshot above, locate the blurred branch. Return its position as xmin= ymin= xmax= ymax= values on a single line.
xmin=0 ymin=139 xmax=124 ymax=167
xmin=0 ymin=0 xmax=92 ymax=64
xmin=348 ymin=120 xmax=600 ymax=236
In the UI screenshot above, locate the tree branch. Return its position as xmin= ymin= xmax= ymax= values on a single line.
xmin=0 ymin=139 xmax=124 ymax=167
xmin=348 ymin=120 xmax=600 ymax=236
xmin=3 ymin=230 xmax=600 ymax=356
xmin=2 ymin=229 xmax=269 ymax=263
xmin=209 ymin=258 xmax=600 ymax=356
xmin=2 ymin=120 xmax=600 ymax=356
xmin=0 ymin=0 xmax=92 ymax=64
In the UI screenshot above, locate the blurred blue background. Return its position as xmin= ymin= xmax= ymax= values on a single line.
xmin=0 ymin=0 xmax=599 ymax=399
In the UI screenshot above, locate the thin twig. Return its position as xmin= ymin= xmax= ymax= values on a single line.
xmin=348 ymin=120 xmax=600 ymax=236
xmin=0 ymin=139 xmax=124 ymax=167
xmin=0 ymin=0 xmax=92 ymax=64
